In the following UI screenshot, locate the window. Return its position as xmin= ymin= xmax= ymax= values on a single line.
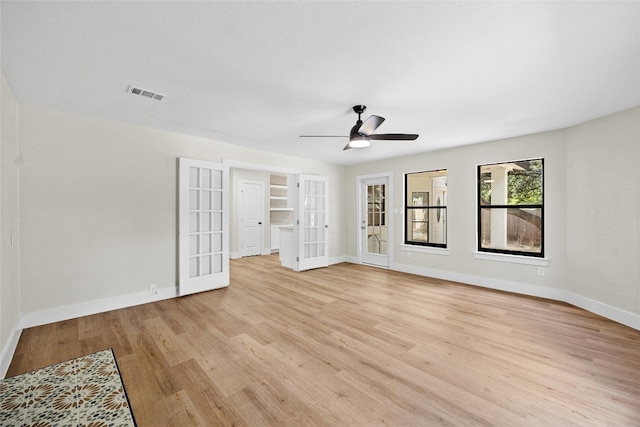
xmin=405 ymin=170 xmax=447 ymax=247
xmin=477 ymin=159 xmax=543 ymax=257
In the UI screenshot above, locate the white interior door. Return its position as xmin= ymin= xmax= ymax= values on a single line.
xmin=178 ymin=157 xmax=229 ymax=296
xmin=239 ymin=181 xmax=264 ymax=257
xmin=360 ymin=176 xmax=390 ymax=267
xmin=296 ymin=174 xmax=329 ymax=271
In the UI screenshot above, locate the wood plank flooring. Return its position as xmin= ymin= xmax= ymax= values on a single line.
xmin=7 ymin=255 xmax=640 ymax=426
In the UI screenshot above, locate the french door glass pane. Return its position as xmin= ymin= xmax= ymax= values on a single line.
xmin=189 ymin=257 xmax=199 ymax=278
xmin=212 ymin=233 xmax=222 ymax=252
xmin=212 ymin=213 xmax=222 ymax=230
xmin=201 ymin=190 xmax=211 ymax=210
xmin=187 ymin=166 xmax=225 ymax=280
xmin=212 ymin=191 xmax=222 ymax=210
xmin=190 ymin=190 xmax=199 ymax=210
xmin=189 ymin=213 xmax=199 ymax=232
xmin=201 ymin=233 xmax=211 ymax=254
xmin=201 ymin=169 xmax=211 ymax=189
xmin=367 ymin=183 xmax=387 ymax=255
xmin=213 ymin=254 xmax=223 ymax=273
xmin=189 ymin=167 xmax=199 ymax=187
xmin=202 ymin=255 xmax=211 ymax=275
xmin=189 ymin=235 xmax=199 ymax=255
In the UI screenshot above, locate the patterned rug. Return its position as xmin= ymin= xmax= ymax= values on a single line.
xmin=0 ymin=348 xmax=136 ymax=426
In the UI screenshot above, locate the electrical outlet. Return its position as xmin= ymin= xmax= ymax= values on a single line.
xmin=149 ymin=284 xmax=157 ymax=295
xmin=537 ymin=267 xmax=545 ymax=277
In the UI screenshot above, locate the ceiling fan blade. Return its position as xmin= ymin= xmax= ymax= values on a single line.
xmin=299 ymin=135 xmax=347 ymax=138
xmin=369 ymin=133 xmax=419 ymax=141
xmin=358 ymin=115 xmax=385 ymax=136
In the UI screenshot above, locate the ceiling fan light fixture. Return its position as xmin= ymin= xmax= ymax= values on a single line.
xmin=348 ymin=135 xmax=370 ymax=148
xmin=301 ymin=104 xmax=417 ymax=151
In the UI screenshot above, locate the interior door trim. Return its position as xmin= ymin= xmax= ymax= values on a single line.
xmin=356 ymin=172 xmax=393 ymax=268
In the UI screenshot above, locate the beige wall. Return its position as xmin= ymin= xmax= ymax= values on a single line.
xmin=17 ymin=106 xmax=346 ymax=314
xmin=565 ymin=107 xmax=640 ymax=314
xmin=345 ymin=107 xmax=640 ymax=325
xmin=1 ymin=73 xmax=21 ymax=361
xmin=346 ymin=128 xmax=567 ymax=291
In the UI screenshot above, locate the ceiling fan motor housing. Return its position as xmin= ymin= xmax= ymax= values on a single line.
xmin=353 ymin=105 xmax=367 ymax=115
xmin=350 ymin=105 xmax=367 ymax=141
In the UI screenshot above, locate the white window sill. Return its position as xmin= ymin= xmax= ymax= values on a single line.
xmin=473 ymin=251 xmax=548 ymax=266
xmin=401 ymin=245 xmax=450 ymax=256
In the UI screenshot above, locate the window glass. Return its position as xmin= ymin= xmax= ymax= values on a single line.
xmin=405 ymin=170 xmax=447 ymax=247
xmin=478 ymin=159 xmax=543 ymax=256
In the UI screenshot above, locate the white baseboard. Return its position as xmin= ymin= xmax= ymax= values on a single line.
xmin=388 ymin=260 xmax=639 ymax=331
xmin=231 ymin=250 xmax=273 ymax=259
xmin=344 ymin=255 xmax=359 ymax=264
xmin=0 ymin=286 xmax=179 ymax=378
xmin=3 ymin=259 xmax=637 ymax=378
xmin=329 ymin=255 xmax=347 ymax=265
xmin=19 ymin=286 xmax=178 ymax=330
xmin=0 ymin=320 xmax=22 ymax=379
xmin=391 ymin=261 xmax=565 ymax=300
xmin=564 ymin=291 xmax=640 ymax=331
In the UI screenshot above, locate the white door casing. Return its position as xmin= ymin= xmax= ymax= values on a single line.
xmin=178 ymin=157 xmax=229 ymax=296
xmin=359 ymin=175 xmax=391 ymax=267
xmin=239 ymin=181 xmax=264 ymax=257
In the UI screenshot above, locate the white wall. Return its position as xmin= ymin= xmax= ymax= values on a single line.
xmin=1 ymin=73 xmax=22 ymax=373
xmin=565 ymin=108 xmax=640 ymax=317
xmin=17 ymin=106 xmax=346 ymax=316
xmin=347 ymin=129 xmax=566 ymax=289
xmin=345 ymin=108 xmax=640 ymax=329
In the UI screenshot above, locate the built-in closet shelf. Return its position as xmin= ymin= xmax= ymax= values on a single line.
xmin=270 ymin=174 xmax=293 ymax=230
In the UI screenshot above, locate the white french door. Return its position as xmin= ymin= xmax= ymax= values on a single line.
xmin=178 ymin=157 xmax=229 ymax=296
xmin=359 ymin=174 xmax=391 ymax=268
xmin=296 ymin=174 xmax=329 ymax=271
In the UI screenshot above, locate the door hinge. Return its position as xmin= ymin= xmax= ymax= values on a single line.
xmin=297 ymin=182 xmax=300 ymax=188
xmin=296 ymin=256 xmax=299 ymax=262
xmin=296 ymin=220 xmax=299 ymax=225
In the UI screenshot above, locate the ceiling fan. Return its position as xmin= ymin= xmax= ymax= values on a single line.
xmin=300 ymin=105 xmax=419 ymax=150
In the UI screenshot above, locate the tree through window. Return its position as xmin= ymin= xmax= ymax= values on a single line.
xmin=477 ymin=159 xmax=544 ymax=257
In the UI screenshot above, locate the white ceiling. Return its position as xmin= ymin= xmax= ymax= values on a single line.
xmin=2 ymin=1 xmax=639 ymax=166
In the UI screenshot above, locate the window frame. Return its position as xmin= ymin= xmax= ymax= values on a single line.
xmin=476 ymin=158 xmax=544 ymax=258
xmin=404 ymin=169 xmax=447 ymax=248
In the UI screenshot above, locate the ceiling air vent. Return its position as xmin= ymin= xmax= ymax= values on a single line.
xmin=128 ymin=85 xmax=166 ymax=101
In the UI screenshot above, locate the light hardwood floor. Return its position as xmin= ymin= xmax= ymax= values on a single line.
xmin=7 ymin=255 xmax=640 ymax=426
